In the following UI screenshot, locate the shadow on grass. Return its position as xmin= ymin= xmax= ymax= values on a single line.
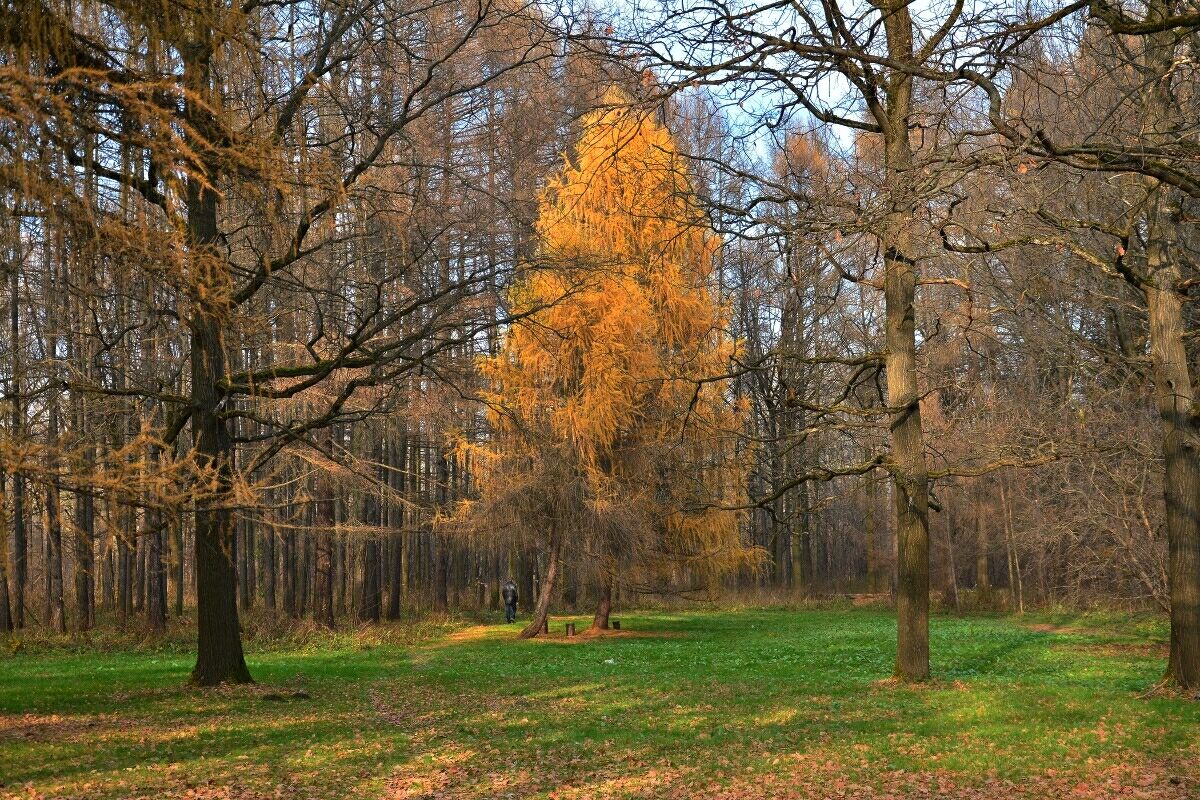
xmin=1 ymin=609 xmax=1196 ymax=799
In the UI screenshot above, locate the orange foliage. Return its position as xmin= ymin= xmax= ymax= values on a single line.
xmin=472 ymin=89 xmax=757 ymax=586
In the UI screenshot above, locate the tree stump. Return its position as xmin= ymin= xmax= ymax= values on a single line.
xmin=612 ymin=620 xmax=621 ymax=630
xmin=566 ymin=622 xmax=576 ymax=637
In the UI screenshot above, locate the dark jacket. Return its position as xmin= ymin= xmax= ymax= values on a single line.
xmin=501 ymin=582 xmax=518 ymax=606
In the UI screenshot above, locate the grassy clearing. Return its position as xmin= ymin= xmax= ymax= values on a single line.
xmin=0 ymin=608 xmax=1196 ymax=799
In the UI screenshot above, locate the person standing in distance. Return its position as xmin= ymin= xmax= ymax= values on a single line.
xmin=501 ymin=579 xmax=518 ymax=623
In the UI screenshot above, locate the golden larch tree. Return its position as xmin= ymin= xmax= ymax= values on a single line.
xmin=469 ymin=90 xmax=758 ymax=638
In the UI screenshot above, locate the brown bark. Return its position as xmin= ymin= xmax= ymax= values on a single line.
xmin=134 ymin=532 xmax=146 ymax=614
xmin=73 ymin=451 xmax=94 ymax=631
xmin=1136 ymin=0 xmax=1199 ymax=692
xmin=145 ymin=442 xmax=166 ymax=634
xmin=563 ymin=558 xmax=577 ymax=610
xmin=793 ymin=471 xmax=814 ymax=595
xmin=45 ymin=405 xmax=66 ymax=634
xmin=433 ymin=538 xmax=449 ymax=612
xmin=299 ymin=533 xmax=312 ymax=615
xmin=262 ymin=519 xmax=276 ymax=613
xmin=974 ymin=479 xmax=990 ymax=592
xmin=433 ymin=447 xmax=450 ymax=612
xmin=0 ymin=567 xmax=9 ymax=635
xmin=172 ymin=513 xmax=185 ymax=616
xmin=314 ymin=535 xmax=334 ymax=627
xmin=282 ymin=530 xmax=296 ymax=618
xmin=117 ymin=529 xmax=131 ymax=619
xmin=590 ymin=574 xmax=613 ymax=632
xmin=146 ymin=515 xmax=165 ymax=634
xmin=386 ymin=435 xmax=405 ymax=620
xmin=876 ymin=0 xmax=930 ymax=681
xmin=1146 ymin=277 xmax=1199 ymax=690
xmin=519 ymin=529 xmax=562 ymax=639
xmin=185 ymin=22 xmax=251 ymax=685
xmin=336 ymin=535 xmax=348 ymax=617
xmin=999 ymin=477 xmax=1024 ymax=614
xmin=358 ymin=539 xmax=382 ymax=622
xmin=519 ymin=549 xmax=535 ymax=613
xmin=9 ymin=270 xmax=25 ymax=629
xmin=11 ymin=472 xmax=26 ymax=628
xmin=189 ymin=302 xmax=251 ymax=683
xmin=864 ymin=470 xmax=878 ymax=593
xmin=314 ymin=441 xmax=336 ymax=629
xmin=0 ymin=475 xmax=11 ymax=633
xmin=944 ymin=502 xmax=960 ymax=612
xmin=237 ymin=523 xmax=251 ymax=612
xmin=73 ymin=519 xmax=93 ymax=630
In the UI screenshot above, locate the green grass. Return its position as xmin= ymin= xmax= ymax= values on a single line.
xmin=1 ymin=608 xmax=1196 ymax=799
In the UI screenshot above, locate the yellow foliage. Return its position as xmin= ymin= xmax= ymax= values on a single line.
xmin=474 ymin=90 xmax=758 ymax=586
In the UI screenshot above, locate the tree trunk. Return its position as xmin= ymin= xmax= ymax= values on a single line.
xmin=143 ymin=441 xmax=166 ymax=634
xmin=864 ymin=470 xmax=878 ymax=593
xmin=563 ymin=557 xmax=577 ymax=610
xmin=190 ymin=306 xmax=251 ymax=684
xmin=237 ymin=522 xmax=251 ymax=612
xmin=99 ymin=525 xmax=112 ymax=612
xmin=336 ymin=533 xmax=348 ymax=617
xmin=173 ymin=441 xmax=187 ymax=616
xmin=314 ymin=534 xmax=334 ymax=628
xmin=790 ymin=522 xmax=805 ymax=595
xmin=770 ymin=446 xmax=786 ymax=588
xmin=999 ymin=476 xmax=1023 ymax=613
xmin=876 ymin=0 xmax=930 ymax=682
xmin=794 ymin=477 xmax=815 ymax=595
xmin=1146 ymin=279 xmax=1200 ymax=690
xmin=888 ymin=282 xmax=931 ymax=681
xmin=46 ymin=489 xmax=67 ymax=633
xmin=0 ymin=556 xmax=10 ymax=634
xmin=73 ymin=465 xmax=94 ymax=631
xmin=590 ymin=573 xmax=613 ymax=632
xmin=388 ymin=534 xmax=403 ymax=618
xmin=134 ymin=532 xmax=146 ymax=614
xmin=1135 ymin=0 xmax=1199 ymax=693
xmin=0 ymin=474 xmax=12 ymax=633
xmin=974 ymin=479 xmax=989 ymax=593
xmin=299 ymin=532 xmax=312 ymax=616
xmin=245 ymin=524 xmax=256 ymax=609
xmin=282 ymin=530 xmax=296 ymax=617
xmin=359 ymin=539 xmax=382 ymax=622
xmin=386 ymin=436 xmax=404 ymax=619
xmin=173 ymin=513 xmax=185 ymax=616
xmin=9 ymin=270 xmax=26 ymax=629
xmin=146 ymin=512 xmax=166 ymax=634
xmin=519 ymin=529 xmax=563 ymax=639
xmin=433 ymin=447 xmax=450 ymax=611
xmin=314 ymin=438 xmax=336 ymax=629
xmin=519 ymin=549 xmax=535 ymax=613
xmin=45 ymin=399 xmax=67 ymax=634
xmin=12 ymin=472 xmax=26 ymax=628
xmin=491 ymin=551 xmax=502 ymax=609
xmin=179 ymin=22 xmax=251 ymax=684
xmin=117 ymin=530 xmax=131 ymax=619
xmin=179 ymin=5 xmax=251 ymax=687
xmin=433 ymin=539 xmax=449 ymax=612
xmin=262 ymin=509 xmax=276 ymax=613
xmin=945 ymin=501 xmax=960 ymax=612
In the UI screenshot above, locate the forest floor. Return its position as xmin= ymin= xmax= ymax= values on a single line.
xmin=0 ymin=607 xmax=1197 ymax=799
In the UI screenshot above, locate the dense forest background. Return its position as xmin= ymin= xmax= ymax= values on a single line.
xmin=0 ymin=0 xmax=1196 ymax=688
